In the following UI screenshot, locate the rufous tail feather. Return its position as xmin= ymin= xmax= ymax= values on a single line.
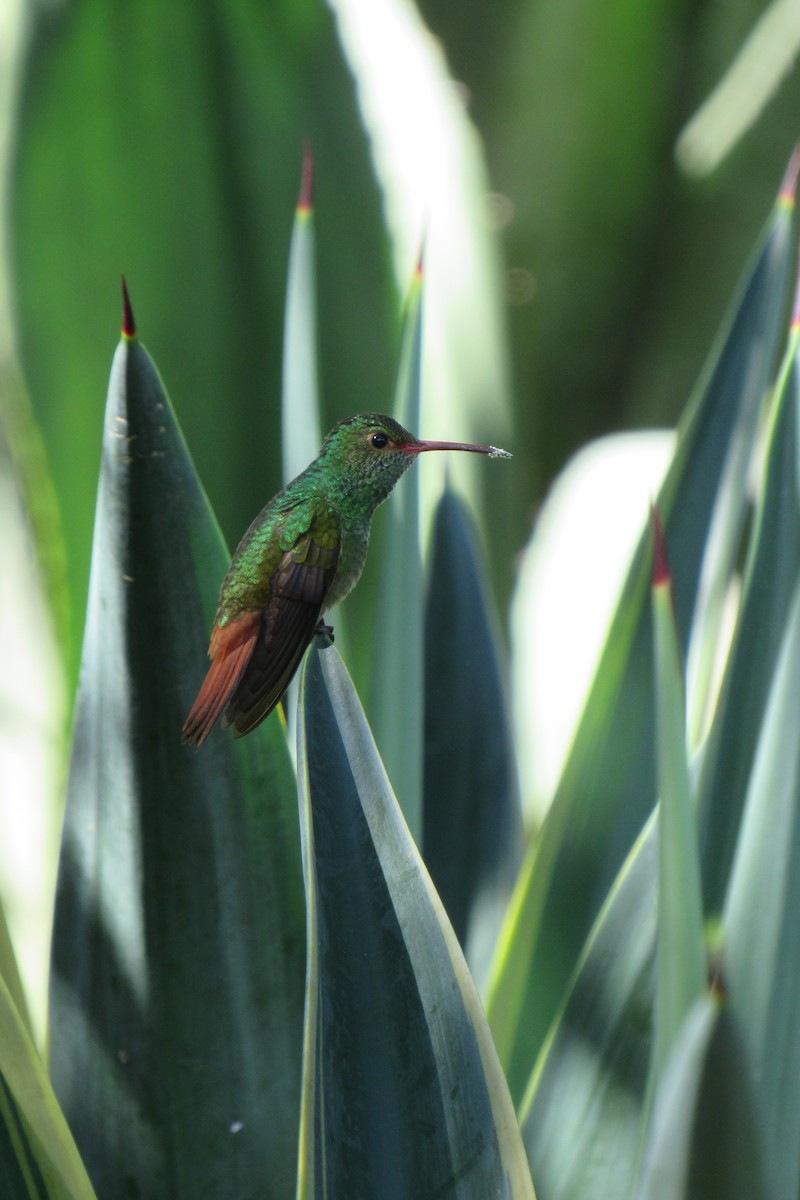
xmin=182 ymin=612 xmax=261 ymax=747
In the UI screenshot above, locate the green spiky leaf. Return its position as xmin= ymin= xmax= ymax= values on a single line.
xmin=49 ymin=314 xmax=305 ymax=1199
xmin=486 ymin=174 xmax=795 ymax=1104
xmin=423 ymin=485 xmax=523 ymax=986
xmin=296 ymin=641 xmax=536 ymax=1199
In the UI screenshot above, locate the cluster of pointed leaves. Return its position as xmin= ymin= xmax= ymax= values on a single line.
xmin=0 ymin=159 xmax=528 ymax=1197
xmin=3 ymin=111 xmax=800 ymax=1200
xmin=490 ymin=154 xmax=800 ymax=1199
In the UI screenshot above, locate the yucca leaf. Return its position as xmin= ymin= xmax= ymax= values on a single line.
xmin=423 ymin=485 xmax=523 ymax=986
xmin=698 ymin=287 xmax=800 ymax=910
xmin=518 ymin=263 xmax=800 ymax=1200
xmin=486 ymin=168 xmax=795 ymax=1104
xmin=686 ymin=159 xmax=800 ymax=744
xmin=721 ymin=573 xmax=800 ymax=1199
xmin=296 ymin=641 xmax=536 ymax=1199
xmin=49 ymin=306 xmax=305 ymax=1199
xmin=370 ymin=257 xmax=425 ymax=841
xmin=0 ymin=975 xmax=96 ymax=1200
xmin=650 ymin=510 xmax=705 ymax=1078
xmin=635 ymin=994 xmax=768 ymax=1200
xmin=519 ymin=820 xmax=656 ymax=1200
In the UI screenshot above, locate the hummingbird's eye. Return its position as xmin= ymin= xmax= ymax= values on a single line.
xmin=370 ymin=432 xmax=389 ymax=449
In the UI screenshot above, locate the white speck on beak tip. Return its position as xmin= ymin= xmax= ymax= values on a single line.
xmin=488 ymin=446 xmax=512 ymax=459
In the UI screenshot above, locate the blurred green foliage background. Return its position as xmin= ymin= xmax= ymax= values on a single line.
xmin=3 ymin=0 xmax=800 ymax=686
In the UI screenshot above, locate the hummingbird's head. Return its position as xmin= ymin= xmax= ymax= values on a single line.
xmin=319 ymin=412 xmax=511 ymax=507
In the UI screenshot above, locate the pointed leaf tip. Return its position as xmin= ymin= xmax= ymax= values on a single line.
xmin=650 ymin=502 xmax=670 ymax=587
xmin=778 ymin=142 xmax=800 ymax=207
xmin=121 ymin=275 xmax=136 ymax=339
xmin=298 ymin=140 xmax=314 ymax=212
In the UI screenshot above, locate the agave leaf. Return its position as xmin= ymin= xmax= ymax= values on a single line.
xmin=650 ymin=515 xmax=705 ymax=1078
xmin=486 ymin=177 xmax=794 ymax=1104
xmin=423 ymin=486 xmax=523 ymax=988
xmin=520 ymin=290 xmax=800 ymax=1199
xmin=0 ymin=975 xmax=96 ymax=1200
xmin=370 ymin=260 xmax=425 ymax=841
xmin=686 ymin=166 xmax=799 ymax=744
xmin=634 ymin=995 xmax=769 ymax=1200
xmin=296 ymin=641 xmax=536 ymax=1199
xmin=721 ymin=575 xmax=800 ymax=1199
xmin=49 ymin=321 xmax=305 ymax=1198
xmin=519 ymin=819 xmax=656 ymax=1200
xmin=698 ymin=312 xmax=800 ymax=909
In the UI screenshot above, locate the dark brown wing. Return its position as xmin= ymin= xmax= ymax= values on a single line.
xmin=223 ymin=528 xmax=339 ymax=736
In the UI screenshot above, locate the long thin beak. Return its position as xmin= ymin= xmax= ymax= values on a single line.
xmin=406 ymin=439 xmax=512 ymax=459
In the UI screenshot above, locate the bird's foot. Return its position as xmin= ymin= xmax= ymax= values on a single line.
xmin=314 ymin=619 xmax=334 ymax=645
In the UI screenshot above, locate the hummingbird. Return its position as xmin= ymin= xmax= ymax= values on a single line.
xmin=182 ymin=412 xmax=511 ymax=746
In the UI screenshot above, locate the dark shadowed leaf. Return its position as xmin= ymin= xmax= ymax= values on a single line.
xmin=49 ymin=321 xmax=305 ymax=1199
xmin=296 ymin=641 xmax=536 ymax=1200
xmin=423 ymin=485 xmax=523 ymax=987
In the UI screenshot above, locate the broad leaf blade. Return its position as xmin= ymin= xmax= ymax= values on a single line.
xmin=50 ymin=325 xmax=305 ymax=1198
xmin=296 ymin=641 xmax=536 ymax=1199
xmin=486 ymin=184 xmax=794 ymax=1104
xmin=423 ymin=486 xmax=523 ymax=987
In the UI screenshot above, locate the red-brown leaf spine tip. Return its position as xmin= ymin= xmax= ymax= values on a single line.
xmin=121 ymin=275 xmax=136 ymax=339
xmin=650 ymin=502 xmax=670 ymax=588
xmin=778 ymin=142 xmax=800 ymax=209
xmin=298 ymin=139 xmax=314 ymax=213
